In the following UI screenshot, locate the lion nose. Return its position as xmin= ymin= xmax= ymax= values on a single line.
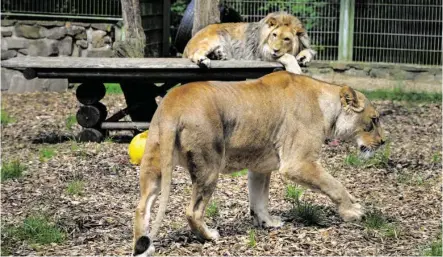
xmin=273 ymin=48 xmax=279 ymax=53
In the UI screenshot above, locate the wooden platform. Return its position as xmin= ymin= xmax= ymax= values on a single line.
xmin=1 ymin=57 xmax=284 ymax=83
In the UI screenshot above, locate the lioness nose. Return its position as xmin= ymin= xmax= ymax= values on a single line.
xmin=273 ymin=48 xmax=279 ymax=53
xmin=380 ymin=139 xmax=386 ymax=145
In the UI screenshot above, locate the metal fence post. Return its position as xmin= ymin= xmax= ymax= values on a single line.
xmin=338 ymin=0 xmax=355 ymax=61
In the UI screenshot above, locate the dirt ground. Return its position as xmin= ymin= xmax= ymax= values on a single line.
xmin=1 ymin=89 xmax=441 ymax=256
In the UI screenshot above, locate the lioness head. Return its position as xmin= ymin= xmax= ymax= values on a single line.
xmin=336 ymin=86 xmax=386 ymax=158
xmin=260 ymin=12 xmax=306 ymax=59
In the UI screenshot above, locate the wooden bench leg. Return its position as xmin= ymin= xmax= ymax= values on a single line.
xmin=75 ymin=82 xmax=108 ymax=142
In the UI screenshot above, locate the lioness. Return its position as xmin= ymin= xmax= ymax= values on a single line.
xmin=133 ymin=71 xmax=385 ymax=256
xmin=183 ymin=12 xmax=316 ymax=74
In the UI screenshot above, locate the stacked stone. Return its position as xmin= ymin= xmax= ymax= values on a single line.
xmin=1 ymin=20 xmax=117 ymax=60
xmin=1 ymin=19 xmax=119 ymax=92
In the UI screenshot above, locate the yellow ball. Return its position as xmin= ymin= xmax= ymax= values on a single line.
xmin=128 ymin=130 xmax=149 ymax=165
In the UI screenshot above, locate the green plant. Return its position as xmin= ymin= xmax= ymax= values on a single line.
xmin=344 ymin=153 xmax=363 ymax=166
xmin=422 ymin=233 xmax=442 ymax=256
xmin=65 ymin=115 xmax=77 ymax=130
xmin=364 ymin=210 xmax=387 ymax=230
xmin=248 ymin=229 xmax=257 ymax=248
xmin=231 ymin=169 xmax=248 ymax=177
xmin=1 ymin=110 xmax=15 ymax=125
xmin=361 ymin=89 xmax=442 ymax=103
xmin=5 ymin=215 xmax=65 ymax=245
xmin=1 ymin=160 xmax=26 ymax=182
xmin=206 ymin=201 xmax=219 ymax=218
xmin=285 ymin=184 xmax=304 ymax=203
xmin=431 ymin=152 xmax=441 ymax=164
xmin=382 ymin=223 xmax=401 ymax=238
xmin=39 ymin=147 xmax=56 ymax=161
xmin=104 ymin=83 xmax=123 ymax=94
xmin=66 ymin=180 xmax=85 ymax=196
xmin=292 ymin=201 xmax=325 ymax=226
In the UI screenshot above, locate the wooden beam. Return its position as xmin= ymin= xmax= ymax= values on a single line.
xmin=192 ymin=0 xmax=220 ymax=36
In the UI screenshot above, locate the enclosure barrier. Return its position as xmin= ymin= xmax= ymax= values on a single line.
xmin=222 ymin=0 xmax=442 ymax=66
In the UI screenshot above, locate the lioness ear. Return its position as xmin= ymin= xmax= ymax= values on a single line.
xmin=266 ymin=17 xmax=277 ymax=28
xmin=340 ymin=86 xmax=364 ymax=113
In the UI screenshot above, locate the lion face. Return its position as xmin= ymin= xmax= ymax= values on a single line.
xmin=266 ymin=26 xmax=299 ymax=58
xmin=260 ymin=12 xmax=305 ymax=60
xmin=336 ymin=86 xmax=386 ymax=158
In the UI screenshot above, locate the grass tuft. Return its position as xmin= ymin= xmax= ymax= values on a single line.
xmin=344 ymin=141 xmax=391 ymax=168
xmin=1 ymin=160 xmax=26 ymax=182
xmin=66 ymin=180 xmax=85 ymax=196
xmin=361 ymin=88 xmax=442 ymax=103
xmin=1 ymin=110 xmax=15 ymax=125
xmin=5 ymin=215 xmax=65 ymax=245
xmin=104 ymin=83 xmax=123 ymax=94
xmin=364 ymin=209 xmax=401 ymax=238
xmin=231 ymin=169 xmax=248 ymax=177
xmin=285 ymin=184 xmax=304 ymax=203
xmin=39 ymin=147 xmax=56 ymax=161
xmin=422 ymin=233 xmax=442 ymax=256
xmin=65 ymin=115 xmax=77 ymax=131
xmin=248 ymin=229 xmax=257 ymax=248
xmin=292 ymin=201 xmax=325 ymax=226
xmin=206 ymin=201 xmax=219 ymax=218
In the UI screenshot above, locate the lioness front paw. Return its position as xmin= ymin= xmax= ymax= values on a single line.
xmin=339 ymin=203 xmax=364 ymax=222
xmin=253 ymin=215 xmax=284 ymax=228
xmin=295 ymin=49 xmax=315 ymax=66
xmin=208 ymin=229 xmax=220 ymax=240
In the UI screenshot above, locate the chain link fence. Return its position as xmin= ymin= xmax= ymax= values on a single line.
xmin=222 ymin=0 xmax=442 ymax=66
xmin=1 ymin=0 xmax=122 ymax=20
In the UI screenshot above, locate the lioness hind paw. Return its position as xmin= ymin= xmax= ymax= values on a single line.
xmin=133 ymin=236 xmax=153 ymax=256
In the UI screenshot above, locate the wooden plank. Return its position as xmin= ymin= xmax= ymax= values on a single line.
xmin=1 ymin=57 xmax=283 ymax=69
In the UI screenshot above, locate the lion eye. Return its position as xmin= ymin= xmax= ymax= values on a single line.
xmin=365 ymin=122 xmax=374 ymax=132
xmin=372 ymin=117 xmax=379 ymax=124
xmin=284 ymin=37 xmax=291 ymax=41
xmin=272 ymin=33 xmax=277 ymax=37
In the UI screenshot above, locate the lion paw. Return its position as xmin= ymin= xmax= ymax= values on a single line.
xmin=295 ymin=49 xmax=314 ymax=66
xmin=339 ymin=203 xmax=364 ymax=222
xmin=208 ymin=229 xmax=220 ymax=240
xmin=197 ymin=57 xmax=211 ymax=68
xmin=253 ymin=215 xmax=284 ymax=228
xmin=214 ymin=47 xmax=228 ymax=60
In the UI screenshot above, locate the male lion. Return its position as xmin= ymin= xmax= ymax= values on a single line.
xmin=133 ymin=71 xmax=385 ymax=256
xmin=183 ymin=12 xmax=316 ymax=74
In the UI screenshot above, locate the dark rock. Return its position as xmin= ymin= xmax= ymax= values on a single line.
xmin=28 ymin=39 xmax=59 ymax=56
xmin=1 ymin=50 xmax=17 ymax=60
xmin=18 ymin=48 xmax=29 ymax=55
xmin=44 ymin=27 xmax=68 ymax=40
xmin=76 ymin=39 xmax=88 ymax=49
xmin=1 ymin=20 xmax=16 ymax=26
xmin=91 ymin=23 xmax=113 ymax=32
xmin=15 ymin=24 xmax=45 ymax=39
xmin=1 ymin=30 xmax=13 ymax=37
xmin=3 ymin=38 xmax=29 ymax=49
xmin=58 ymin=36 xmax=73 ymax=56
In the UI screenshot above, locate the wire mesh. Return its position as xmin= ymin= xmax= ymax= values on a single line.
xmin=353 ymin=0 xmax=442 ymax=66
xmin=1 ymin=0 xmax=122 ymax=20
xmin=222 ymin=0 xmax=340 ymax=61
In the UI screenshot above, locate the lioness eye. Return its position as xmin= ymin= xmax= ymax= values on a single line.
xmin=365 ymin=122 xmax=374 ymax=132
xmin=272 ymin=33 xmax=277 ymax=37
xmin=284 ymin=37 xmax=290 ymax=41
xmin=372 ymin=117 xmax=379 ymax=124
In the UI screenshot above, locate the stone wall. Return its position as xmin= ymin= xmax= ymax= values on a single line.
xmin=1 ymin=19 xmax=120 ymax=92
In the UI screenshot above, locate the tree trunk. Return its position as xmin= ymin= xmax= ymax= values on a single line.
xmin=192 ymin=0 xmax=220 ymax=36
xmin=114 ymin=0 xmax=146 ymax=58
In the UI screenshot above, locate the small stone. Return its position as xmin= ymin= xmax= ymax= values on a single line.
xmin=58 ymin=36 xmax=73 ymax=56
xmin=344 ymin=68 xmax=368 ymax=77
xmin=1 ymin=40 xmax=8 ymax=51
xmin=1 ymin=20 xmax=16 ymax=26
xmin=43 ymin=27 xmax=68 ymax=40
xmin=75 ymin=39 xmax=88 ymax=49
xmin=72 ymin=44 xmax=80 ymax=57
xmin=91 ymin=30 xmax=107 ymax=48
xmin=86 ymin=46 xmax=113 ymax=57
xmin=1 ymin=30 xmax=13 ymax=37
xmin=28 ymin=39 xmax=59 ymax=56
xmin=18 ymin=49 xmax=28 ymax=55
xmin=1 ymin=50 xmax=17 ymax=60
xmin=67 ymin=25 xmax=86 ymax=37
xmin=91 ymin=23 xmax=113 ymax=32
xmin=15 ymin=24 xmax=44 ymax=39
xmin=4 ymin=37 xmax=29 ymax=49
xmin=331 ymin=62 xmax=349 ymax=71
